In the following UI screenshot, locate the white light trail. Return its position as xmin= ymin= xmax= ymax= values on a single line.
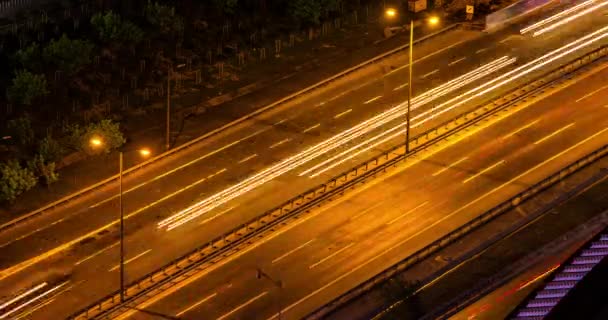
xmin=158 ymin=57 xmax=513 ymax=230
xmin=520 ymin=0 xmax=598 ymax=34
xmin=532 ymin=0 xmax=608 ymax=37
xmin=304 ymin=27 xmax=608 ymax=177
xmin=0 ymin=282 xmax=67 ymax=319
xmin=0 ymin=283 xmax=47 ymax=311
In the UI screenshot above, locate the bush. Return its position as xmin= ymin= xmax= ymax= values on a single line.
xmin=38 ymin=135 xmax=65 ymax=163
xmin=0 ymin=160 xmax=37 ymax=203
xmin=28 ymin=154 xmax=59 ymax=186
xmin=7 ymin=116 xmax=35 ymax=149
xmin=7 ymin=70 xmax=49 ymax=106
xmin=91 ymin=11 xmax=145 ymax=43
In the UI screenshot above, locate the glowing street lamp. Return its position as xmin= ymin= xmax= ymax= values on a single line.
xmin=385 ymin=7 xmax=397 ymax=18
xmin=139 ymin=148 xmax=151 ymax=157
xmin=89 ymin=137 xmax=103 ymax=147
xmin=428 ymin=16 xmax=440 ymax=25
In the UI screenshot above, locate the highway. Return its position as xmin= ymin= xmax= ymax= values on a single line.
xmin=1 ymin=1 xmax=608 ymax=318
xmin=111 ymin=51 xmax=608 ymax=320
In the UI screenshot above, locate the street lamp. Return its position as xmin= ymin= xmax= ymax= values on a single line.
xmin=385 ymin=9 xmax=440 ymax=154
xmin=89 ymin=138 xmax=151 ymax=302
xmin=256 ymin=268 xmax=283 ymax=320
xmin=166 ymin=63 xmax=186 ymax=152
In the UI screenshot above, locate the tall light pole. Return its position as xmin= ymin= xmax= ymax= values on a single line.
xmin=89 ymin=138 xmax=151 ymax=302
xmin=166 ymin=63 xmax=186 ymax=151
xmin=385 ymin=9 xmax=439 ymax=154
xmin=257 ymin=268 xmax=283 ymax=320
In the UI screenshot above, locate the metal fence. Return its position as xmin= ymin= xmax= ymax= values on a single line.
xmin=70 ymin=45 xmax=608 ymax=320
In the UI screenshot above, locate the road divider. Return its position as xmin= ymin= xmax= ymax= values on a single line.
xmin=0 ymin=23 xmax=460 ymax=235
xmin=68 ymin=43 xmax=608 ymax=320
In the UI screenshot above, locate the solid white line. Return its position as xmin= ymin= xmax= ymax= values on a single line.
xmin=217 ymin=291 xmax=268 ymax=320
xmin=421 ymin=69 xmax=439 ymax=79
xmin=386 ymin=201 xmax=429 ymax=225
xmin=75 ymin=241 xmax=119 ymax=266
xmin=269 ymin=138 xmax=290 ymax=149
xmin=309 ymin=243 xmax=354 ymax=269
xmin=432 ymin=157 xmax=468 ymax=177
xmin=175 ymin=292 xmax=217 ymax=317
xmin=238 ymin=154 xmax=258 ymax=164
xmin=272 ymin=239 xmax=316 ymax=264
xmin=575 ymin=83 xmax=608 ymax=102
xmin=303 ymin=123 xmax=321 ymax=133
xmin=393 ymin=82 xmax=409 ymax=91
xmin=109 ymin=249 xmax=151 ymax=272
xmin=448 ymin=57 xmax=466 ymax=66
xmin=504 ymin=119 xmax=540 ymax=139
xmin=534 ymin=123 xmax=575 ymax=145
xmin=334 ymin=109 xmax=353 ymax=119
xmin=364 ymin=96 xmax=382 ymax=104
xmin=476 ymin=47 xmax=489 ymax=54
xmin=463 ymin=160 xmax=505 ymax=184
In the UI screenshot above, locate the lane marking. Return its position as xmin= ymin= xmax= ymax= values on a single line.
xmin=75 ymin=241 xmax=119 ymax=266
xmin=476 ymin=47 xmax=489 ymax=54
xmin=217 ymin=291 xmax=268 ymax=320
xmin=108 ymin=249 xmax=151 ymax=272
xmin=207 ymin=168 xmax=227 ymax=179
xmin=499 ymin=37 xmax=510 ymax=43
xmin=576 ymin=83 xmax=608 ymax=102
xmin=272 ymin=239 xmax=316 ymax=264
xmin=448 ymin=57 xmax=466 ymax=66
xmin=303 ymin=123 xmax=320 ymax=133
xmin=463 ymin=160 xmax=505 ymax=184
xmin=309 ymin=243 xmax=354 ymax=269
xmin=269 ymin=138 xmax=290 ymax=149
xmin=534 ymin=122 xmax=575 ymax=145
xmin=238 ymin=154 xmax=258 ymax=164
xmin=351 ymin=201 xmax=386 ymax=220
xmin=432 ymin=157 xmax=468 ymax=177
xmin=267 ymin=127 xmax=608 ymax=320
xmin=364 ymin=96 xmax=382 ymax=104
xmin=421 ymin=69 xmax=439 ymax=79
xmin=393 ymin=82 xmax=409 ymax=91
xmin=386 ymin=39 xmax=469 ymax=75
xmin=199 ymin=206 xmax=236 ymax=226
xmin=89 ymin=127 xmax=270 ymax=209
xmin=274 ymin=119 xmax=287 ymax=125
xmin=386 ymin=201 xmax=429 ymax=225
xmin=175 ymin=292 xmax=217 ymax=317
xmin=334 ymin=109 xmax=353 ymax=119
xmin=504 ymin=119 xmax=540 ymax=139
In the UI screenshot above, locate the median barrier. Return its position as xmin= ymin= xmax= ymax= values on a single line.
xmin=70 ymin=44 xmax=608 ymax=320
xmin=0 ymin=23 xmax=460 ymax=234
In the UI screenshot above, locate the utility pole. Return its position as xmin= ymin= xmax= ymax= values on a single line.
xmin=406 ymin=18 xmax=413 ymax=154
xmin=166 ymin=65 xmax=171 ymax=152
xmin=119 ymin=151 xmax=125 ymax=302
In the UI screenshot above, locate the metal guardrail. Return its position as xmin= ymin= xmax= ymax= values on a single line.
xmin=70 ymin=44 xmax=608 ymax=320
xmin=0 ymin=23 xmax=459 ymax=234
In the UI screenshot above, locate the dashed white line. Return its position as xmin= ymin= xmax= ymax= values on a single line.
xmin=463 ymin=160 xmax=505 ymax=184
xmin=269 ymin=138 xmax=290 ymax=149
xmin=534 ymin=123 xmax=575 ymax=145
xmin=108 ymin=249 xmax=151 ymax=272
xmin=575 ymin=83 xmax=608 ymax=102
xmin=504 ymin=119 xmax=540 ymax=139
xmin=217 ymin=291 xmax=268 ymax=320
xmin=476 ymin=48 xmax=489 ymax=54
xmin=303 ymin=123 xmax=321 ymax=133
xmin=175 ymin=292 xmax=217 ymax=317
xmin=334 ymin=109 xmax=352 ymax=119
xmin=75 ymin=241 xmax=119 ymax=266
xmin=274 ymin=119 xmax=287 ymax=125
xmin=309 ymin=243 xmax=354 ymax=269
xmin=208 ymin=168 xmax=227 ymax=179
xmin=386 ymin=201 xmax=429 ymax=225
xmin=499 ymin=37 xmax=510 ymax=43
xmin=272 ymin=239 xmax=316 ymax=264
xmin=448 ymin=57 xmax=466 ymax=66
xmin=432 ymin=157 xmax=468 ymax=177
xmin=364 ymin=96 xmax=382 ymax=104
xmin=238 ymin=154 xmax=258 ymax=164
xmin=393 ymin=82 xmax=409 ymax=91
xmin=199 ymin=206 xmax=236 ymax=226
xmin=421 ymin=69 xmax=439 ymax=79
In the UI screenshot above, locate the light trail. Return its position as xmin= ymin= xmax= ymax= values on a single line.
xmin=520 ymin=0 xmax=598 ymax=34
xmin=303 ymin=27 xmax=608 ymax=177
xmin=0 ymin=282 xmax=67 ymax=319
xmin=531 ymin=0 xmax=608 ymax=37
xmin=158 ymin=57 xmax=513 ymax=230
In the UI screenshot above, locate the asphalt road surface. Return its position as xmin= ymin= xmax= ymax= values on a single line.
xmin=1 ymin=2 xmax=608 ymax=318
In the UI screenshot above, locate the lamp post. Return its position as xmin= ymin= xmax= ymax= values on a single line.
xmin=256 ymin=268 xmax=283 ymax=320
xmin=385 ymin=9 xmax=439 ymax=154
xmin=166 ymin=63 xmax=186 ymax=151
xmin=89 ymin=138 xmax=151 ymax=302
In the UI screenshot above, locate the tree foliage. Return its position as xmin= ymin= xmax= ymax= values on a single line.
xmin=7 ymin=71 xmax=49 ymax=106
xmin=0 ymin=160 xmax=37 ymax=203
xmin=82 ymin=120 xmax=126 ymax=155
xmin=91 ymin=11 xmax=144 ymax=43
xmin=38 ymin=135 xmax=65 ymax=163
xmin=43 ymin=34 xmax=95 ymax=74
xmin=289 ymin=0 xmax=341 ymax=26
xmin=7 ymin=116 xmax=35 ymax=149
xmin=13 ymin=43 xmax=41 ymax=71
xmin=144 ymin=1 xmax=184 ymax=35
xmin=213 ymin=0 xmax=239 ymax=14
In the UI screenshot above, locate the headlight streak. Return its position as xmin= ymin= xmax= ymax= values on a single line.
xmin=299 ymin=57 xmax=517 ymax=177
xmin=304 ymin=27 xmax=608 ymax=177
xmin=0 ymin=282 xmax=67 ymax=319
xmin=520 ymin=0 xmax=598 ymax=34
xmin=158 ymin=57 xmax=512 ymax=230
xmin=532 ymin=0 xmax=608 ymax=37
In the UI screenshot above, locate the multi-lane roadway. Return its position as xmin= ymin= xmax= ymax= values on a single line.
xmin=1 ymin=1 xmax=608 ymax=318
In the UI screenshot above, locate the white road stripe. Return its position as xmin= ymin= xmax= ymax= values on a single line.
xmin=272 ymin=239 xmax=316 ymax=264
xmin=108 ymin=249 xmax=151 ymax=272
xmin=534 ymin=123 xmax=575 ymax=145
xmin=575 ymin=83 xmax=608 ymax=102
xmin=448 ymin=57 xmax=466 ymax=66
xmin=463 ymin=160 xmax=505 ymax=184
xmin=75 ymin=241 xmax=119 ymax=266
xmin=421 ymin=69 xmax=439 ymax=79
xmin=309 ymin=243 xmax=354 ymax=269
xmin=334 ymin=109 xmax=352 ymax=119
xmin=175 ymin=293 xmax=217 ymax=317
xmin=269 ymin=138 xmax=290 ymax=149
xmin=386 ymin=201 xmax=429 ymax=225
xmin=238 ymin=154 xmax=258 ymax=164
xmin=364 ymin=96 xmax=382 ymax=104
xmin=303 ymin=123 xmax=320 ymax=133
xmin=217 ymin=291 xmax=268 ymax=320
xmin=432 ymin=157 xmax=468 ymax=176
xmin=393 ymin=82 xmax=409 ymax=91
